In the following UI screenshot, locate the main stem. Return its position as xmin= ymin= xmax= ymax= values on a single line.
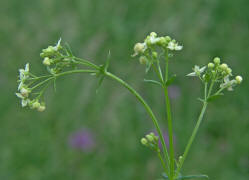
xmin=164 ymin=50 xmax=175 ymax=180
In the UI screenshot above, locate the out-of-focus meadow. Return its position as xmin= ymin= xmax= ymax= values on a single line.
xmin=0 ymin=0 xmax=248 ymax=179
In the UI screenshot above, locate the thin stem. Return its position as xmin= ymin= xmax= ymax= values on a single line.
xmin=165 ymin=49 xmax=169 ymax=82
xmin=31 ymin=77 xmax=54 ymax=90
xmin=164 ymin=49 xmax=174 ymax=180
xmin=72 ymin=57 xmax=100 ymax=70
xmin=55 ymin=69 xmax=98 ymax=77
xmin=164 ymin=86 xmax=175 ymax=180
xmin=174 ymin=82 xmax=214 ymax=178
xmin=104 ymin=71 xmax=170 ymax=173
xmin=158 ymin=152 xmax=169 ymax=175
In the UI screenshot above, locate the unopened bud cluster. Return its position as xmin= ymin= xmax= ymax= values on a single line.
xmin=187 ymin=57 xmax=242 ymax=91
xmin=141 ymin=132 xmax=160 ymax=152
xmin=132 ymin=32 xmax=182 ymax=69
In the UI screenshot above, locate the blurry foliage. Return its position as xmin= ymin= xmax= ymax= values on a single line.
xmin=0 ymin=0 xmax=248 ymax=179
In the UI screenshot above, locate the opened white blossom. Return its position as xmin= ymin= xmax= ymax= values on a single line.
xmin=187 ymin=65 xmax=206 ymax=77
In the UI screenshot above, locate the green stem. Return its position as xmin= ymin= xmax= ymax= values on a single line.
xmin=104 ymin=71 xmax=170 ymax=173
xmin=164 ymin=86 xmax=175 ymax=180
xmin=72 ymin=57 xmax=100 ymax=70
xmin=158 ymin=152 xmax=169 ymax=175
xmin=165 ymin=49 xmax=169 ymax=82
xmin=164 ymin=49 xmax=174 ymax=180
xmin=174 ymin=82 xmax=214 ymax=178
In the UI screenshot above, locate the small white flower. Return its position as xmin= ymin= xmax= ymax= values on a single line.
xmin=19 ymin=63 xmax=30 ymax=81
xmin=187 ymin=65 xmax=206 ymax=76
xmin=220 ymin=76 xmax=236 ymax=91
xmin=16 ymin=93 xmax=30 ymax=107
xmin=54 ymin=38 xmax=62 ymax=51
xmin=167 ymin=41 xmax=183 ymax=51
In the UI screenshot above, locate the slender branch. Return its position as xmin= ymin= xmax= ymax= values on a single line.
xmin=104 ymin=71 xmax=170 ymax=173
xmin=174 ymin=82 xmax=214 ymax=178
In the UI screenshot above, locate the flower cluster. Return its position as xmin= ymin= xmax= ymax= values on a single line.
xmin=132 ymin=32 xmax=182 ymax=69
xmin=141 ymin=132 xmax=160 ymax=152
xmin=16 ymin=64 xmax=46 ymax=111
xmin=187 ymin=57 xmax=242 ymax=93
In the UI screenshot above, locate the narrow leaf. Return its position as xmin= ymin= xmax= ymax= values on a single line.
xmin=104 ymin=50 xmax=111 ymax=71
xmin=207 ymin=93 xmax=223 ymax=102
xmin=144 ymin=79 xmax=162 ymax=86
xmin=145 ymin=62 xmax=152 ymax=73
xmin=96 ymin=75 xmax=105 ymax=93
xmin=65 ymin=43 xmax=73 ymax=56
xmin=166 ymin=74 xmax=176 ymax=86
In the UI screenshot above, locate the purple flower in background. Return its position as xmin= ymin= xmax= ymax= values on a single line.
xmin=168 ymin=85 xmax=181 ymax=100
xmin=69 ymin=128 xmax=96 ymax=152
xmin=153 ymin=130 xmax=176 ymax=149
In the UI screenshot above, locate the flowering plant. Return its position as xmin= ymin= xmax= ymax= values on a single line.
xmin=16 ymin=32 xmax=242 ymax=179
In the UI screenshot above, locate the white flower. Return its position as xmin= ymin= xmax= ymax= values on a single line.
xmin=19 ymin=63 xmax=30 ymax=81
xmin=16 ymin=93 xmax=30 ymax=107
xmin=187 ymin=65 xmax=206 ymax=76
xmin=133 ymin=42 xmax=147 ymax=56
xmin=54 ymin=38 xmax=62 ymax=51
xmin=167 ymin=41 xmax=183 ymax=51
xmin=220 ymin=76 xmax=236 ymax=91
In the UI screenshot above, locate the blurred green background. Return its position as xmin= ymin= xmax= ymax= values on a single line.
xmin=0 ymin=0 xmax=248 ymax=179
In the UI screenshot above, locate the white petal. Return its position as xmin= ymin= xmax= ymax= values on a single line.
xmin=167 ymin=42 xmax=175 ymax=50
xmin=18 ymin=81 xmax=23 ymax=90
xmin=16 ymin=93 xmax=24 ymax=99
xmin=199 ymin=66 xmax=206 ymax=73
xmin=186 ymin=72 xmax=197 ymax=76
xmin=25 ymin=63 xmax=29 ymax=72
xmin=175 ymin=45 xmax=183 ymax=51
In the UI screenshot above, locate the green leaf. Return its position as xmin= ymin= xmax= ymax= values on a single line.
xmin=96 ymin=75 xmax=105 ymax=93
xmin=166 ymin=74 xmax=176 ymax=86
xmin=145 ymin=62 xmax=152 ymax=73
xmin=207 ymin=93 xmax=223 ymax=102
xmin=104 ymin=50 xmax=111 ymax=72
xmin=162 ymin=173 xmax=208 ymax=179
xmin=144 ymin=79 xmax=162 ymax=86
xmin=64 ymin=43 xmax=73 ymax=56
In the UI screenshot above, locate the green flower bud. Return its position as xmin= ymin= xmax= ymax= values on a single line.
xmin=152 ymin=52 xmax=158 ymax=59
xmin=208 ymin=63 xmax=214 ymax=68
xmin=141 ymin=138 xmax=148 ymax=145
xmin=31 ymin=101 xmax=40 ymax=109
xmin=43 ymin=57 xmax=51 ymax=66
xmin=226 ymin=67 xmax=232 ymax=74
xmin=139 ymin=56 xmax=147 ymax=65
xmin=220 ymin=63 xmax=228 ymax=71
xmin=146 ymin=134 xmax=154 ymax=142
xmin=213 ymin=57 xmax=220 ymax=64
xmin=159 ymin=37 xmax=167 ymax=46
xmin=150 ymin=32 xmax=157 ymax=37
xmin=235 ymin=75 xmax=242 ymax=84
xmin=37 ymin=105 xmax=46 ymax=112
xmin=165 ymin=36 xmax=171 ymax=43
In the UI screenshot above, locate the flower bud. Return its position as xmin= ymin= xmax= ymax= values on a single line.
xmin=20 ymin=88 xmax=29 ymax=97
xmin=226 ymin=68 xmax=232 ymax=74
xmin=208 ymin=63 xmax=214 ymax=68
xmin=152 ymin=52 xmax=158 ymax=59
xmin=165 ymin=36 xmax=171 ymax=43
xmin=235 ymin=76 xmax=242 ymax=84
xmin=141 ymin=138 xmax=148 ymax=145
xmin=150 ymin=32 xmax=157 ymax=37
xmin=146 ymin=134 xmax=154 ymax=142
xmin=134 ymin=43 xmax=145 ymax=54
xmin=37 ymin=105 xmax=46 ymax=112
xmin=139 ymin=56 xmax=147 ymax=65
xmin=220 ymin=63 xmax=228 ymax=71
xmin=31 ymin=101 xmax=40 ymax=109
xmin=43 ymin=57 xmax=51 ymax=66
xmin=213 ymin=57 xmax=220 ymax=64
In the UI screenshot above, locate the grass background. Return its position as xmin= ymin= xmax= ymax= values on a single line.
xmin=0 ymin=0 xmax=248 ymax=179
